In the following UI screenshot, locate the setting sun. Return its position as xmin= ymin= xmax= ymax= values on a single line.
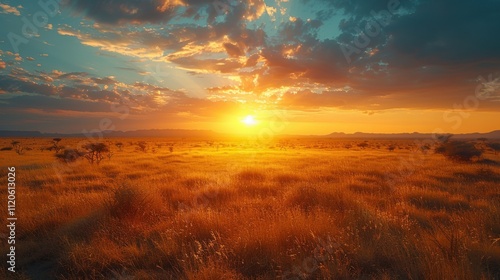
xmin=241 ymin=115 xmax=258 ymax=126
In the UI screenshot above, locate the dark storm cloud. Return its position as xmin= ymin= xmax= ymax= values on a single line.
xmin=247 ymin=0 xmax=500 ymax=109
xmin=0 ymin=75 xmax=56 ymax=96
xmin=62 ymin=0 xmax=267 ymax=25
xmin=0 ymin=94 xmax=113 ymax=112
xmin=323 ymin=0 xmax=500 ymax=66
xmin=62 ymin=0 xmax=179 ymax=24
xmin=383 ymin=0 xmax=500 ymax=65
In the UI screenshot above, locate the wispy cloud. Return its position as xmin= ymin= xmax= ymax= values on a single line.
xmin=0 ymin=3 xmax=21 ymax=16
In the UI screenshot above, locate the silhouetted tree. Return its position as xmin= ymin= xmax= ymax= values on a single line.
xmin=82 ymin=142 xmax=110 ymax=164
xmin=48 ymin=138 xmax=64 ymax=153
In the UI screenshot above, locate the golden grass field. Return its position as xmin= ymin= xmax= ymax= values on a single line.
xmin=1 ymin=137 xmax=499 ymax=279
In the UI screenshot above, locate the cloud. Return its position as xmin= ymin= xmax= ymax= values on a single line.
xmin=62 ymin=0 xmax=182 ymax=25
xmin=9 ymin=0 xmax=500 ymax=115
xmin=382 ymin=0 xmax=500 ymax=65
xmin=0 ymin=65 xmax=247 ymax=118
xmin=0 ymin=3 xmax=21 ymax=16
xmin=223 ymin=43 xmax=244 ymax=57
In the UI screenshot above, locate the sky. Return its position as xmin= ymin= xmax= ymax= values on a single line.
xmin=0 ymin=0 xmax=499 ymax=135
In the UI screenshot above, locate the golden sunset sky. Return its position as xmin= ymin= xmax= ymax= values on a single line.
xmin=1 ymin=0 xmax=499 ymax=135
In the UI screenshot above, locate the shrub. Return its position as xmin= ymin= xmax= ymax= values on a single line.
xmin=0 ymin=147 xmax=13 ymax=151
xmin=486 ymin=142 xmax=500 ymax=155
xmin=11 ymin=140 xmax=24 ymax=155
xmin=357 ymin=142 xmax=369 ymax=149
xmin=82 ymin=142 xmax=110 ymax=164
xmin=56 ymin=149 xmax=86 ymax=163
xmin=106 ymin=184 xmax=162 ymax=219
xmin=435 ymin=141 xmax=482 ymax=162
xmin=137 ymin=141 xmax=147 ymax=152
xmin=115 ymin=142 xmax=123 ymax=151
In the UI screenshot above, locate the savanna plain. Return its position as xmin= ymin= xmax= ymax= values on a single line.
xmin=0 ymin=137 xmax=499 ymax=280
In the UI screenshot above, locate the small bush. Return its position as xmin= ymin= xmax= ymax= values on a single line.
xmin=11 ymin=140 xmax=25 ymax=155
xmin=115 ymin=142 xmax=123 ymax=151
xmin=137 ymin=141 xmax=147 ymax=152
xmin=56 ymin=149 xmax=85 ymax=163
xmin=357 ymin=142 xmax=369 ymax=149
xmin=487 ymin=142 xmax=500 ymax=155
xmin=435 ymin=141 xmax=482 ymax=162
xmin=107 ymin=184 xmax=162 ymax=219
xmin=0 ymin=147 xmax=13 ymax=151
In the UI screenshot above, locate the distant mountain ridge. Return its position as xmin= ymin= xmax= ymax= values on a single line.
xmin=1 ymin=129 xmax=500 ymax=139
xmin=0 ymin=129 xmax=217 ymax=138
xmin=324 ymin=130 xmax=500 ymax=139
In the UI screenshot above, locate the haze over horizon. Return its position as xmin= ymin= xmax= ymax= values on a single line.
xmin=1 ymin=0 xmax=500 ymax=135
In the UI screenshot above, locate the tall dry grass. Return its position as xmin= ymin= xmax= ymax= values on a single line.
xmin=0 ymin=137 xmax=499 ymax=279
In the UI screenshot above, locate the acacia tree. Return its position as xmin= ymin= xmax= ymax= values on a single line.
xmin=48 ymin=138 xmax=64 ymax=153
xmin=82 ymin=143 xmax=110 ymax=164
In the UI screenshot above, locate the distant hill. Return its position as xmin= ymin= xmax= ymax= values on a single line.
xmin=0 ymin=129 xmax=218 ymax=138
xmin=0 ymin=131 xmax=44 ymax=137
xmin=324 ymin=130 xmax=500 ymax=139
xmin=1 ymin=129 xmax=500 ymax=139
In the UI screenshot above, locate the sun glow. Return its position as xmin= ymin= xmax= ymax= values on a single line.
xmin=241 ymin=115 xmax=258 ymax=126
